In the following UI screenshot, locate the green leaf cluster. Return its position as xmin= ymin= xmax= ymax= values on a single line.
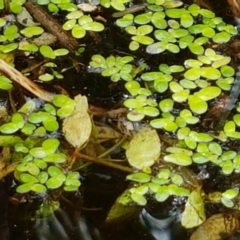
xmin=115 ymin=3 xmax=237 ymax=53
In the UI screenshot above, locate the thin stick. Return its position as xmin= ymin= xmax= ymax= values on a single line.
xmin=75 ymin=151 xmax=133 ymax=173
xmin=0 ymin=59 xmax=54 ymax=102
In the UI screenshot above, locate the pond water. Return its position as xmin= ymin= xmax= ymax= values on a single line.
xmin=1 ymin=0 xmax=240 ymax=239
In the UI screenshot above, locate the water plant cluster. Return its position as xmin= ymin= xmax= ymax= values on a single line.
xmin=88 ymin=1 xmax=240 ymax=211
xmin=1 ymin=0 xmax=240 ymax=233
xmin=0 ymin=94 xmax=81 ymax=194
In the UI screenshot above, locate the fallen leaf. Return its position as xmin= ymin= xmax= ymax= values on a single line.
xmin=181 ymin=189 xmax=206 ymax=228
xmin=126 ymin=127 xmax=161 ymax=170
xmin=63 ymin=95 xmax=92 ymax=149
xmin=190 ymin=213 xmax=240 ymax=240
xmin=17 ymin=7 xmax=40 ymax=27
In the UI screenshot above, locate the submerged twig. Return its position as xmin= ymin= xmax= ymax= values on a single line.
xmin=0 ymin=59 xmax=54 ymax=102
xmin=24 ymin=2 xmax=79 ymax=52
xmin=112 ymin=3 xmax=147 ymax=18
xmin=75 ymin=151 xmax=133 ymax=173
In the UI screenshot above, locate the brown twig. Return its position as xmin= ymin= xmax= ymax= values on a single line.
xmin=74 ymin=151 xmax=133 ymax=173
xmin=0 ymin=59 xmax=54 ymax=102
xmin=24 ymin=2 xmax=79 ymax=52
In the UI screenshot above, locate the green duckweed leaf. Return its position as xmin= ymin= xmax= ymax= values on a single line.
xmin=169 ymin=28 xmax=188 ymax=39
xmin=34 ymin=160 xmax=47 ymax=170
xmin=53 ymin=94 xmax=75 ymax=107
xmin=168 ymin=19 xmax=180 ymax=29
xmin=188 ymin=95 xmax=208 ymax=114
xmin=127 ymin=172 xmax=151 ymax=183
xmin=72 ymin=24 xmax=86 ymax=38
xmin=29 ymin=147 xmax=46 ymax=158
xmin=125 ymin=81 xmax=140 ymax=96
xmin=159 ymin=98 xmax=174 ymax=112
xmin=62 ymin=19 xmax=76 ymax=30
xmin=127 ymin=111 xmax=145 ymax=121
xmin=10 ymin=2 xmax=22 ymax=13
xmin=150 ymin=118 xmax=178 ymax=132
xmin=165 ymin=8 xmax=186 ymax=18
xmin=31 ymin=184 xmax=47 ymax=193
xmin=129 ymin=41 xmax=140 ymax=51
xmin=222 ymin=189 xmax=239 ymax=200
xmin=220 ymin=65 xmax=235 ymax=77
xmin=20 ymin=26 xmax=44 ymax=38
xmin=116 ymin=18 xmax=133 ymax=27
xmin=154 ymin=30 xmax=176 ymax=42
xmin=58 ymin=2 xmax=77 ymax=11
xmin=194 ymin=37 xmax=209 ymax=45
xmin=82 ymin=22 xmax=104 ymax=32
xmin=48 ymin=166 xmax=65 ymax=179
xmin=184 ymin=67 xmax=201 ymax=80
xmin=172 ymin=89 xmax=190 ymax=102
xmin=131 ymin=192 xmax=147 ymax=205
xmin=132 ymin=35 xmax=154 ymax=45
xmin=42 ymin=138 xmax=60 ymax=154
xmin=137 ymin=25 xmax=153 ymax=35
xmin=180 ymin=79 xmax=197 ymax=89
xmin=164 ymin=153 xmax=192 ymax=166
xmin=155 ymin=187 xmax=169 ymax=202
xmin=43 ymin=117 xmax=59 ymax=132
xmin=188 ymin=43 xmax=204 ymax=55
xmin=111 ymin=1 xmax=125 ymax=11
xmin=202 ymin=27 xmax=215 ymax=38
xmin=66 ymin=172 xmax=80 ymax=181
xmin=57 ymin=105 xmax=75 ymax=118
xmin=43 ymin=153 xmax=66 ymax=163
xmin=151 ymin=16 xmax=167 ymax=29
xmin=143 ymin=106 xmax=159 ymax=117
xmin=0 ymin=43 xmax=18 ymax=53
xmin=196 ymin=86 xmax=221 ymax=101
xmin=199 ymin=9 xmax=215 ymax=18
xmin=39 ymin=73 xmax=54 ymax=82
xmin=134 ymin=12 xmax=152 ymax=25
xmin=66 ymin=10 xmax=84 ymax=19
xmin=154 ymin=79 xmax=168 ymax=93
xmin=171 ymin=173 xmax=183 ymax=186
xmin=180 ymin=13 xmax=193 ymax=28
xmin=28 ymin=163 xmax=40 ymax=176
xmin=4 ymin=24 xmax=19 ymax=41
xmin=220 ymin=160 xmax=234 ymax=175
xmin=192 ymin=152 xmax=209 ymax=164
xmin=46 ymin=177 xmax=63 ymax=189
xmin=0 ymin=122 xmax=19 ymax=134
xmin=40 ymin=45 xmax=55 ymax=59
xmin=16 ymin=183 xmax=33 ymax=193
xmin=146 ymin=42 xmax=166 ymax=54
xmin=20 ymin=173 xmax=38 ymax=183
xmin=179 ymin=35 xmax=194 ymax=49
xmin=213 ymin=31 xmax=231 ymax=43
xmin=208 ymin=142 xmax=222 ymax=155
xmin=201 ymin=67 xmax=221 ymax=80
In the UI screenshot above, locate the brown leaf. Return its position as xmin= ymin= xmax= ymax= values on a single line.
xmin=190 ymin=213 xmax=240 ymax=240
xmin=63 ymin=95 xmax=92 ymax=149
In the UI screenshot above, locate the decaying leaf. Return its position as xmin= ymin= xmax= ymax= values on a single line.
xmin=96 ymin=125 xmax=121 ymax=139
xmin=182 ymin=189 xmax=206 ymax=228
xmin=31 ymin=32 xmax=57 ymax=47
xmin=17 ymin=7 xmax=40 ymax=27
xmin=105 ymin=190 xmax=140 ymax=224
xmin=190 ymin=213 xmax=240 ymax=240
xmin=63 ymin=95 xmax=92 ymax=149
xmin=126 ymin=127 xmax=161 ymax=170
